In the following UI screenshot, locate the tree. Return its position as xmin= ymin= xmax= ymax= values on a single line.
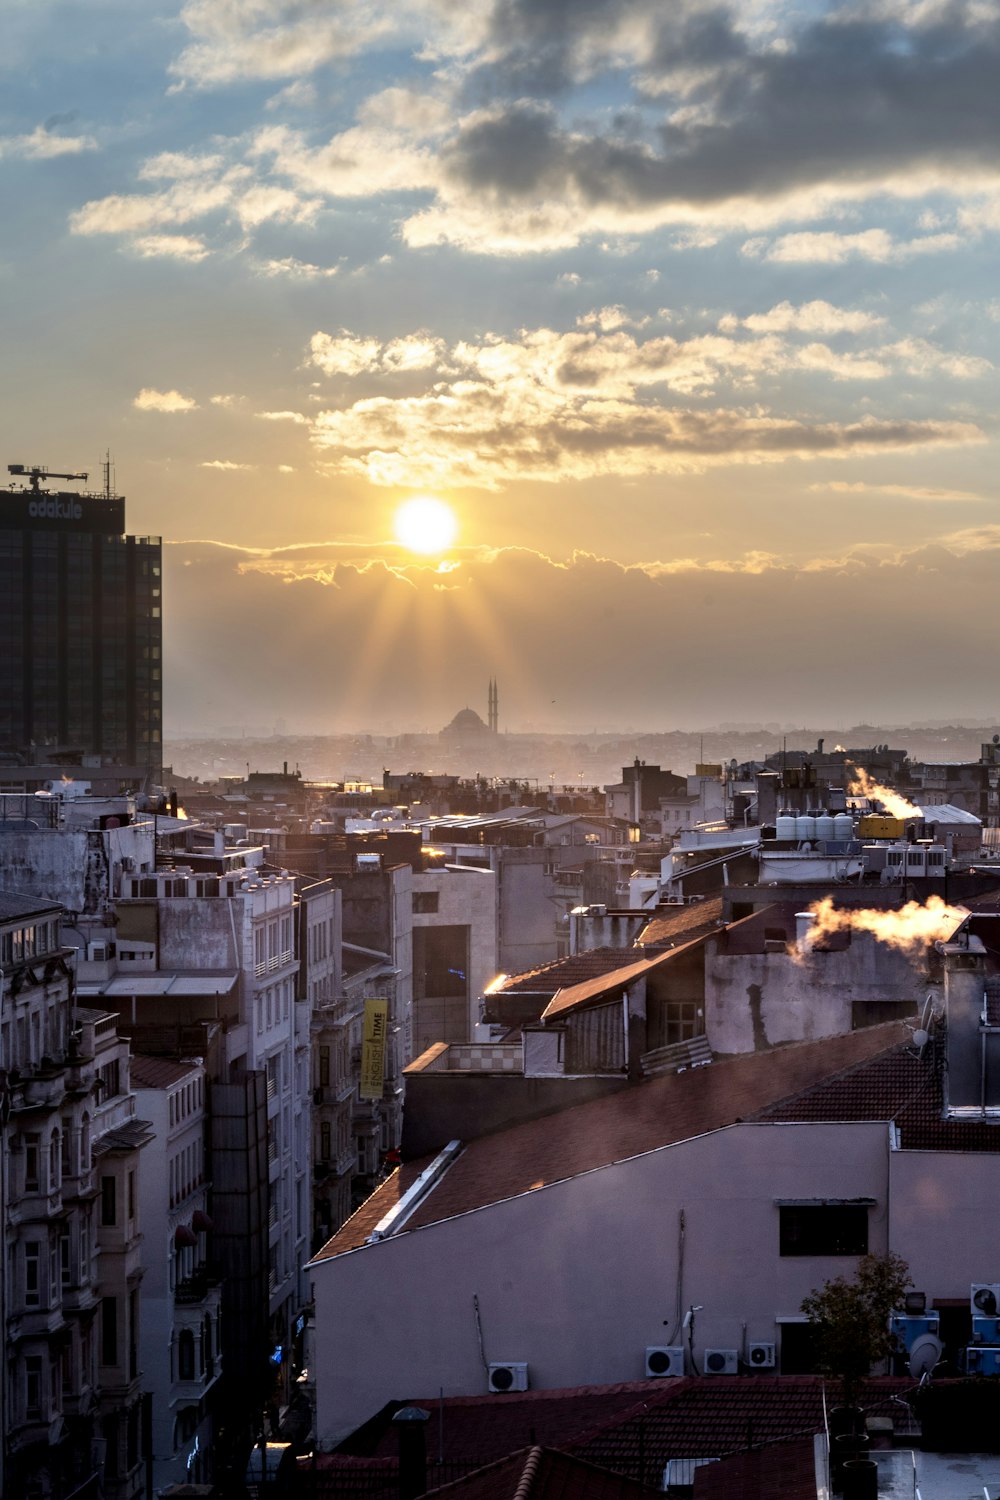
xmin=801 ymin=1251 xmax=912 ymax=1404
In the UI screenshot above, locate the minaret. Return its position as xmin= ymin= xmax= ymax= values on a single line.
xmin=488 ymin=678 xmax=498 ymax=734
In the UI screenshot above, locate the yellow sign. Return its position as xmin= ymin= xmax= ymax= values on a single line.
xmin=359 ymin=998 xmax=389 ymax=1101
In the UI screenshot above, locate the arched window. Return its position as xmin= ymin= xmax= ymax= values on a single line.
xmin=178 ymin=1329 xmax=195 ymax=1381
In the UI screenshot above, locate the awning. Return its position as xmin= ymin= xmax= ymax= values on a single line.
xmin=192 ymin=1209 xmax=214 ymax=1232
xmin=174 ymin=1224 xmax=198 ymax=1248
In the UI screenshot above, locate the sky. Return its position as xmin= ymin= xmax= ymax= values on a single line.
xmin=3 ymin=0 xmax=1000 ymax=735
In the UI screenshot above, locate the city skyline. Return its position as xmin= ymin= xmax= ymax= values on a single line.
xmin=3 ymin=1 xmax=1000 ymax=731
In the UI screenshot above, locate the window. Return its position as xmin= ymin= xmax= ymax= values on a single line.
xmin=25 ymin=1133 xmax=41 ymax=1192
xmin=320 ymin=1122 xmax=331 ymax=1162
xmin=318 ymin=1046 xmax=330 ymax=1089
xmin=25 ymin=1241 xmax=42 ymax=1307
xmin=778 ymin=1202 xmax=870 ymax=1257
xmin=664 ymin=999 xmax=700 ymax=1046
xmin=101 ymin=1296 xmax=118 ymax=1365
xmin=412 ymin=891 xmax=439 ymax=914
xmin=61 ymin=1231 xmax=71 ymax=1287
xmin=101 ymin=1175 xmax=117 ymax=1227
xmin=25 ymin=1355 xmax=43 ymax=1417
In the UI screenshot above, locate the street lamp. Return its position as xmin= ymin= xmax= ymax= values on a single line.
xmin=628 ymin=823 xmax=641 ymax=845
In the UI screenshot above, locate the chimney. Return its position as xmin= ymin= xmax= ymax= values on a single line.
xmin=795 ymin=911 xmax=816 ymax=952
xmin=941 ymin=936 xmax=991 ymax=1113
xmin=393 ymin=1406 xmax=430 ymax=1500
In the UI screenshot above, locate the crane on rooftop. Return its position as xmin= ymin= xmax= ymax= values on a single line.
xmin=8 ymin=463 xmax=89 ymax=493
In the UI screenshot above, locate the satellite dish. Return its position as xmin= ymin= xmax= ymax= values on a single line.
xmin=912 ymin=1029 xmax=929 ymax=1050
xmin=974 ymin=1286 xmax=998 ymax=1315
xmin=909 ymin=1333 xmax=944 ymax=1379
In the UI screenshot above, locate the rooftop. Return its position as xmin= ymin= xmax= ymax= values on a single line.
xmin=635 ymin=897 xmax=726 ymax=949
xmin=314 ymin=1023 xmax=909 ymax=1261
xmin=130 ymin=1054 xmax=202 ymax=1089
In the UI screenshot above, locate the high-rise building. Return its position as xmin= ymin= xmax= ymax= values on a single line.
xmin=0 ymin=463 xmax=162 ymax=787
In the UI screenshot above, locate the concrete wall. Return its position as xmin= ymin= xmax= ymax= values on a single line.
xmin=312 ymin=1120 xmax=889 ymax=1444
xmin=889 ymin=1150 xmax=1000 ymax=1294
xmin=400 ymin=1071 xmax=628 ymax=1158
xmin=412 ymin=866 xmax=498 ymax=1046
xmin=704 ymin=934 xmax=923 ymax=1055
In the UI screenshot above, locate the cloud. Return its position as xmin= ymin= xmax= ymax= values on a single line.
xmin=0 ymin=125 xmax=98 ymax=159
xmin=256 ymin=409 xmax=310 ymax=424
xmin=742 ymin=229 xmax=962 ymax=263
xmin=294 ymin=319 xmax=988 ymax=486
xmin=577 ymin=305 xmax=650 ymax=331
xmin=810 ymin=480 xmax=987 ymax=503
xmin=133 ymin=388 xmax=198 ymax=413
xmin=130 ymin=233 xmax=209 ymax=261
xmin=201 ymin=459 xmax=254 ymax=470
xmin=257 ymin=256 xmax=339 ymax=277
xmin=722 ymin=300 xmax=886 ymax=334
xmin=70 ymin=149 xmax=319 ymax=252
xmin=309 ymin=331 xmax=446 ymax=376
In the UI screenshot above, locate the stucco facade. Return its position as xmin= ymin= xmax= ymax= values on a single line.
xmin=311 ymin=1114 xmax=1000 ymax=1447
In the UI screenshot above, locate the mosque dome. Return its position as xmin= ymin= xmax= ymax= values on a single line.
xmin=441 ymin=707 xmax=490 ymax=738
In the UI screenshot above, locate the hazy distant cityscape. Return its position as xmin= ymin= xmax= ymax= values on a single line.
xmin=166 ymin=721 xmax=1000 ymax=790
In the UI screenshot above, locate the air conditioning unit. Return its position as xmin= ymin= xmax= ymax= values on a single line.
xmin=87 ymin=942 xmax=108 ymax=962
xmin=890 ymin=1313 xmax=940 ymax=1354
xmin=965 ymin=1346 xmax=1000 ymax=1377
xmin=488 ymin=1362 xmax=529 ymax=1393
xmin=703 ymin=1349 xmax=738 ymax=1376
xmin=971 ymin=1284 xmax=1000 ymax=1316
xmin=746 ymin=1342 xmax=775 ymax=1369
xmin=645 ymin=1346 xmax=685 ymax=1378
xmin=972 ymin=1315 xmax=1000 ymax=1344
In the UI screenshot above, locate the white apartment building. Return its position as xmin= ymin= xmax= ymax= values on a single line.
xmin=132 ymin=1055 xmax=221 ymax=1493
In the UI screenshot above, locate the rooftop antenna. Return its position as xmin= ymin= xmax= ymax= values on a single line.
xmin=102 ymin=450 xmax=114 ymax=500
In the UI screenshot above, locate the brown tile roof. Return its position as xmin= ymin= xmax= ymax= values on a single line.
xmin=636 ymin=898 xmax=725 ymax=950
xmin=497 ymin=951 xmax=640 ymax=997
xmin=420 ymin=1447 xmax=661 ymax=1500
xmin=130 ymin=1054 xmax=201 ymax=1089
xmin=313 ymin=1023 xmax=910 ymax=1261
xmin=569 ymin=1377 xmax=911 ymax=1480
xmin=330 ymin=1378 xmax=910 ymax=1484
xmin=337 ymin=1385 xmax=698 ymax=1462
xmin=543 ymin=949 xmax=687 ymax=1020
xmin=692 ymin=1438 xmax=817 ymax=1500
xmin=754 ymin=1024 xmax=1000 ymax=1152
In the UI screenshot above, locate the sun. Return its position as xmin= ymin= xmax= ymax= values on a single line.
xmin=393 ymin=497 xmax=458 ymax=555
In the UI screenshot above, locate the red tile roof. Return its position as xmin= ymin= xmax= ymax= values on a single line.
xmin=692 ymin=1438 xmax=817 ymax=1500
xmin=314 ymin=1023 xmax=910 ymax=1261
xmin=636 ymin=898 xmax=725 ymax=949
xmin=542 ymin=949 xmax=688 ymax=1020
xmin=330 ymin=1378 xmax=911 ymax=1484
xmin=755 ymin=1025 xmax=1000 ymax=1151
xmin=336 ymin=1386 xmax=676 ymax=1462
xmin=130 ymin=1054 xmax=200 ymax=1088
xmin=419 ymin=1446 xmax=661 ymax=1500
xmin=569 ymin=1377 xmax=911 ymax=1480
xmin=497 ymin=951 xmax=640 ymax=997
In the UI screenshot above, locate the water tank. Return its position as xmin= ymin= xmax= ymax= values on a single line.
xmin=834 ymin=812 xmax=854 ymax=840
xmin=776 ymin=812 xmax=797 ymax=840
xmin=815 ymin=812 xmax=836 ymax=842
xmin=796 ymin=813 xmax=816 ymax=840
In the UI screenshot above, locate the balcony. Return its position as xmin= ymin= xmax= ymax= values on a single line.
xmin=174 ymin=1265 xmax=223 ymax=1306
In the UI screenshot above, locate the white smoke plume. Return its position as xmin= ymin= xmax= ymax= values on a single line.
xmin=846 ymin=763 xmax=921 ymax=820
xmin=803 ymin=894 xmax=966 ymax=958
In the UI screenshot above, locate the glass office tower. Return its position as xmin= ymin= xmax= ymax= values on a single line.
xmin=0 ymin=476 xmax=162 ymax=782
